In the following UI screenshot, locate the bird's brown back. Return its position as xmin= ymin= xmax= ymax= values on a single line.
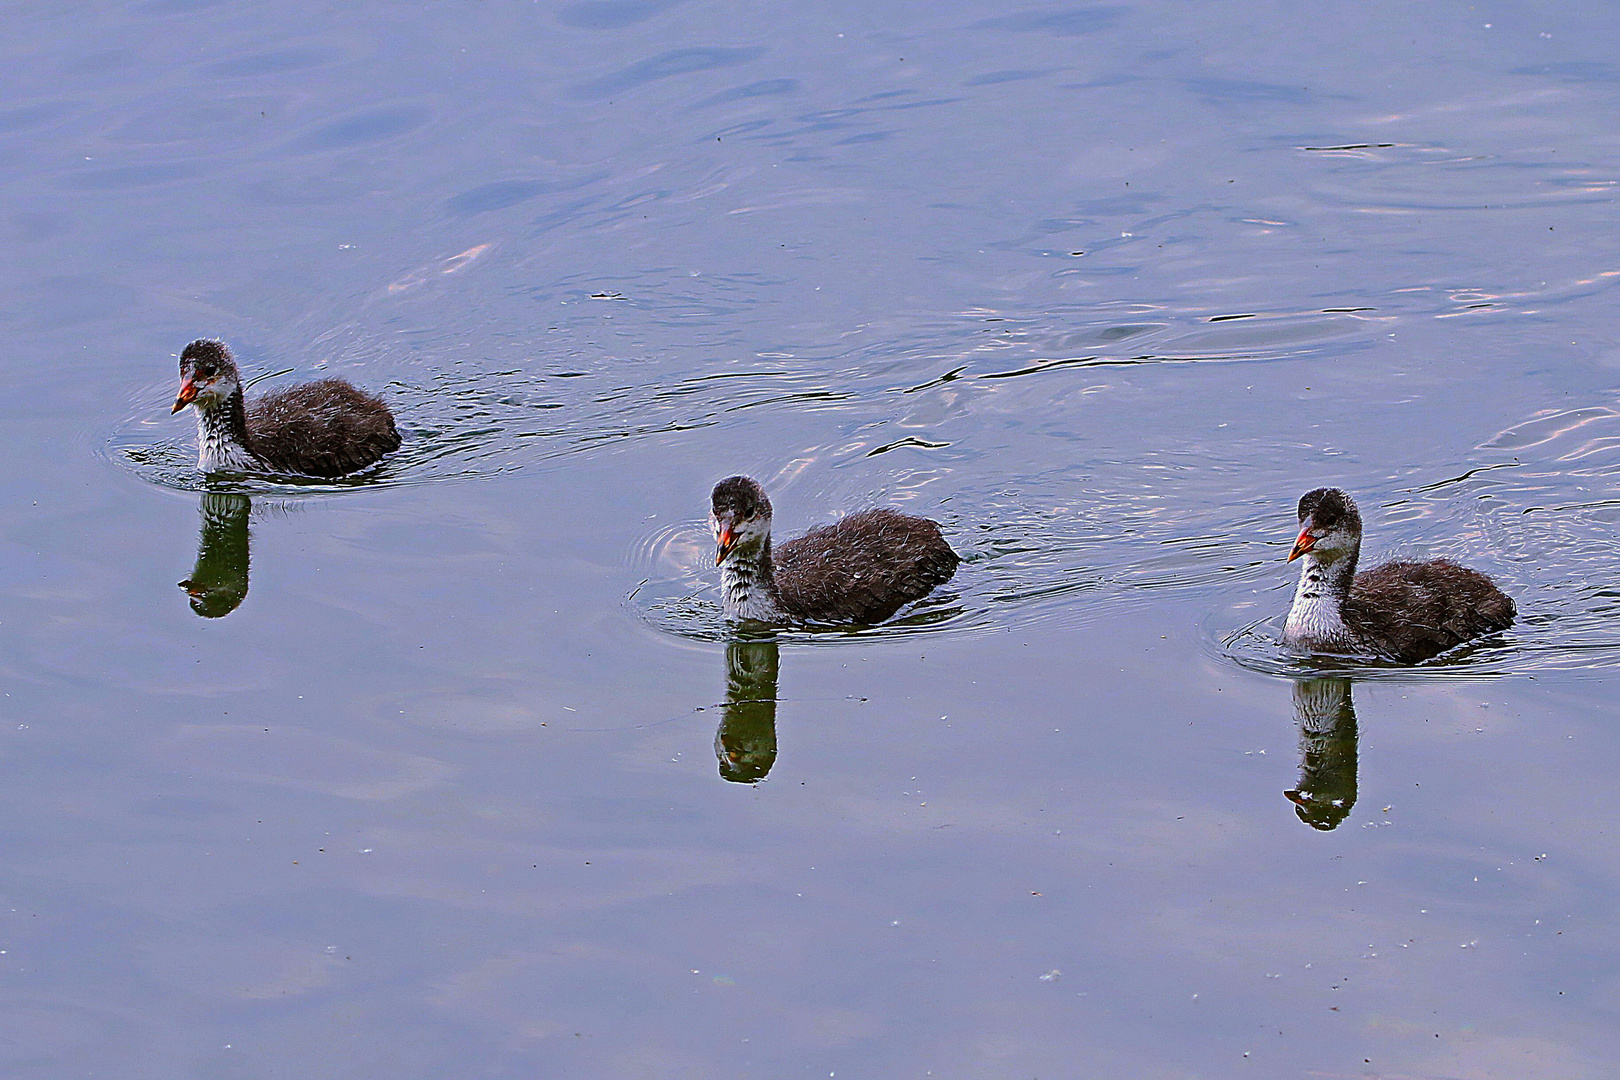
xmin=1345 ymin=559 xmax=1515 ymax=663
xmin=773 ymin=508 xmax=958 ymax=624
xmin=246 ymin=379 xmax=400 ymax=478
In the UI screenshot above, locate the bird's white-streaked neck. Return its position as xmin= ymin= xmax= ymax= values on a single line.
xmin=1285 ymin=549 xmax=1357 ymax=650
xmin=193 ymin=389 xmax=260 ymax=473
xmin=719 ymin=533 xmax=786 ymax=622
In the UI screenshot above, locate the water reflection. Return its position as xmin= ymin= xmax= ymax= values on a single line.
xmin=178 ymin=491 xmax=251 ymax=618
xmin=714 ymin=634 xmax=779 ymax=784
xmin=1283 ymin=678 xmax=1358 ymax=831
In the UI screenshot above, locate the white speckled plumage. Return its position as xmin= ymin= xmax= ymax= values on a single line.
xmin=1284 ymin=548 xmax=1359 ymax=652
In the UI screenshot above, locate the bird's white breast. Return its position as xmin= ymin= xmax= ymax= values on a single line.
xmin=197 ymin=421 xmax=261 ymax=473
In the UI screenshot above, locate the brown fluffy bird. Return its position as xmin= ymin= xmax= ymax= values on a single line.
xmin=710 ymin=475 xmax=959 ymax=624
xmin=1283 ymin=487 xmax=1515 ymax=663
xmin=171 ymin=339 xmax=400 ymax=478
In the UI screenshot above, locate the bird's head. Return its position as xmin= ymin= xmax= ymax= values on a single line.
xmin=1289 ymin=487 xmax=1363 ymax=563
xmin=710 ymin=475 xmax=773 ymax=565
xmin=173 ymin=339 xmax=241 ymax=414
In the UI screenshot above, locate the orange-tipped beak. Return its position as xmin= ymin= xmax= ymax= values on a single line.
xmin=172 ymin=378 xmax=197 ymax=414
xmin=1287 ymin=527 xmax=1316 ymax=562
xmin=715 ymin=526 xmax=735 ymax=566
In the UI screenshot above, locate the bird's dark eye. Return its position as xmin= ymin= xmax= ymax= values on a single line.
xmin=198 ymin=367 xmax=214 ymax=377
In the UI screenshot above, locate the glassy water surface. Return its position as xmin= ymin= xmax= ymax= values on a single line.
xmin=2 ymin=1 xmax=1619 ymax=1076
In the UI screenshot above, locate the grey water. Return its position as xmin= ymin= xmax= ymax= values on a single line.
xmin=2 ymin=1 xmax=1619 ymax=1076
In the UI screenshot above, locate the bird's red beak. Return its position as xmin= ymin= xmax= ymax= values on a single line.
xmin=1288 ymin=527 xmax=1316 ymax=562
xmin=172 ymin=377 xmax=197 ymax=414
xmin=715 ymin=525 xmax=735 ymax=565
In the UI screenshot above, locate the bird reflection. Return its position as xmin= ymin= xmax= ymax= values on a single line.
xmin=179 ymin=490 xmax=251 ymax=618
xmin=714 ymin=634 xmax=779 ymax=783
xmin=1284 ymin=677 xmax=1359 ymax=830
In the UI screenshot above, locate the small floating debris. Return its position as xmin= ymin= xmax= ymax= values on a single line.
xmin=866 ymin=435 xmax=950 ymax=456
xmin=1299 ymin=143 xmax=1396 ymax=151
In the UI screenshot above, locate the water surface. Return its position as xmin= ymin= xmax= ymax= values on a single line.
xmin=3 ymin=1 xmax=1620 ymax=1076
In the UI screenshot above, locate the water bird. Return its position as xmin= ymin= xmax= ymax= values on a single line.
xmin=170 ymin=339 xmax=400 ymax=477
xmin=710 ymin=475 xmax=959 ymax=624
xmin=1283 ymin=487 xmax=1515 ymax=663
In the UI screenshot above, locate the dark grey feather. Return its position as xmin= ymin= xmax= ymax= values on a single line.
xmin=245 ymin=378 xmax=401 ymax=477
xmin=1344 ymin=558 xmax=1516 ymax=663
xmin=773 ymin=508 xmax=959 ymax=624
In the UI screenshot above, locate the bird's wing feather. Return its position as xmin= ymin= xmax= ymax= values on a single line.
xmin=773 ymin=509 xmax=958 ymax=624
xmin=245 ymin=379 xmax=400 ymax=477
xmin=1346 ymin=559 xmax=1515 ymax=662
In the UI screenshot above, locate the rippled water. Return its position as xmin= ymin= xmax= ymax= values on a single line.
xmin=4 ymin=1 xmax=1620 ymax=1077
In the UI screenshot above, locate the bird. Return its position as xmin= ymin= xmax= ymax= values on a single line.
xmin=170 ymin=339 xmax=400 ymax=477
xmin=709 ymin=475 xmax=959 ymax=624
xmin=1283 ymin=487 xmax=1515 ymax=663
